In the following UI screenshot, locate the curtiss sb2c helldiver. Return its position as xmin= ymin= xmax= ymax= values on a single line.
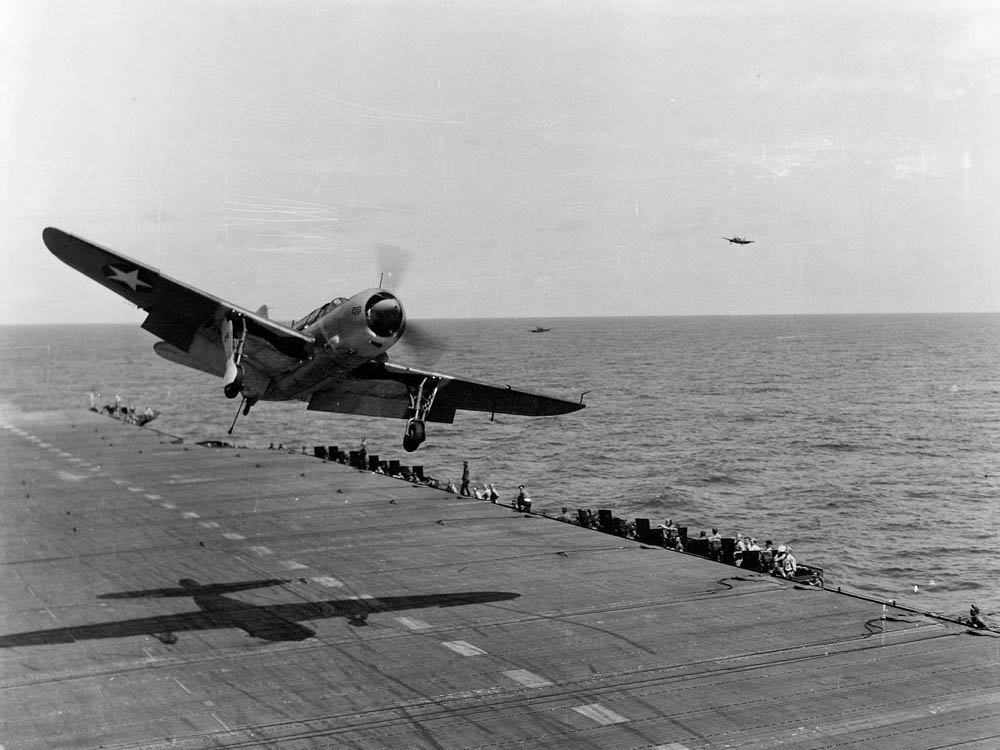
xmin=43 ymin=227 xmax=585 ymax=451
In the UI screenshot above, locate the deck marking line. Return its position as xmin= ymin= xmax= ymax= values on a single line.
xmin=249 ymin=545 xmax=273 ymax=556
xmin=181 ymin=512 xmax=200 ymax=519
xmin=503 ymin=669 xmax=553 ymax=688
xmin=199 ymin=521 xmax=221 ymax=529
xmin=396 ymin=616 xmax=431 ymax=630
xmin=56 ymin=470 xmax=88 ymax=482
xmin=279 ymin=560 xmax=308 ymax=570
xmin=127 ymin=487 xmax=144 ymax=493
xmin=160 ymin=502 xmax=176 ymax=510
xmin=311 ymin=576 xmax=343 ymax=588
xmin=441 ymin=640 xmax=487 ymax=657
xmin=145 ymin=494 xmax=162 ymax=500
xmin=211 ymin=713 xmax=231 ymax=731
xmin=222 ymin=532 xmax=246 ymax=540
xmin=172 ymin=676 xmax=192 ymax=694
xmin=572 ymin=703 xmax=629 ymax=725
xmin=652 ymin=744 xmax=693 ymax=750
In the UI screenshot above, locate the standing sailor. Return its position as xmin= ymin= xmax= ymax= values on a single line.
xmin=460 ymin=461 xmax=471 ymax=496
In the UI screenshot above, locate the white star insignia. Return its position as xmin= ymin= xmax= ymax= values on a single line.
xmin=106 ymin=265 xmax=152 ymax=292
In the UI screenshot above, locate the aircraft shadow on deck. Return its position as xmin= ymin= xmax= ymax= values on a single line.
xmin=0 ymin=578 xmax=520 ymax=647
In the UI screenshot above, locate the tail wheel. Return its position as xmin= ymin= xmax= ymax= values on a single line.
xmin=403 ymin=419 xmax=425 ymax=452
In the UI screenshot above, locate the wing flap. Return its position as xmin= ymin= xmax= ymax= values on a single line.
xmin=308 ymin=378 xmax=456 ymax=422
xmin=153 ymin=341 xmax=224 ymax=377
xmin=363 ymin=361 xmax=585 ymax=418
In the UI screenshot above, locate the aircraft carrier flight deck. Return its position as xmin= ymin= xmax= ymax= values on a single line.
xmin=1 ymin=408 xmax=997 ymax=749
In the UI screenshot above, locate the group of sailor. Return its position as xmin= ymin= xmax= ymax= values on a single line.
xmin=87 ymin=393 xmax=158 ymax=426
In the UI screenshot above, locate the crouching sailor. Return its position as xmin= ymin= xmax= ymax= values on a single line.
xmin=515 ymin=485 xmax=532 ymax=513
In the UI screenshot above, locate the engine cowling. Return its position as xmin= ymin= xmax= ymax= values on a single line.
xmin=305 ymin=288 xmax=406 ymax=360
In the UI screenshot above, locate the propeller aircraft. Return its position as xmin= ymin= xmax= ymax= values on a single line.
xmin=722 ymin=236 xmax=754 ymax=245
xmin=43 ymin=227 xmax=585 ymax=451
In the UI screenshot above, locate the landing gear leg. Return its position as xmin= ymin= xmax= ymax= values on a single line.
xmin=402 ymin=377 xmax=439 ymax=452
xmin=222 ymin=315 xmax=247 ymax=399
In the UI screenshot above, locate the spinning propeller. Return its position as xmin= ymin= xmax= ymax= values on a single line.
xmin=374 ymin=243 xmax=446 ymax=365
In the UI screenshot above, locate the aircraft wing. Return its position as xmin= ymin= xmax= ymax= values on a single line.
xmin=307 ymin=359 xmax=585 ymax=423
xmin=42 ymin=227 xmax=314 ymax=371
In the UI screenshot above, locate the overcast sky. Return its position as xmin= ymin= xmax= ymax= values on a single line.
xmin=3 ymin=0 xmax=998 ymax=323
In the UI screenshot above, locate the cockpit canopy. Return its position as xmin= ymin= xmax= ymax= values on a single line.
xmin=293 ymin=298 xmax=346 ymax=330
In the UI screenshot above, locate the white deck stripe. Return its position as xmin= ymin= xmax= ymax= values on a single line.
xmin=502 ymin=669 xmax=553 ymax=688
xmin=145 ymin=494 xmax=162 ymax=500
xmin=311 ymin=576 xmax=343 ymax=588
xmin=181 ymin=512 xmax=200 ymax=519
xmin=395 ymin=616 xmax=431 ymax=630
xmin=653 ymin=744 xmax=693 ymax=750
xmin=441 ymin=640 xmax=487 ymax=657
xmin=572 ymin=703 xmax=629 ymax=725
xmin=198 ymin=521 xmax=221 ymax=529
xmin=222 ymin=532 xmax=246 ymax=540
xmin=279 ymin=560 xmax=308 ymax=570
xmin=249 ymin=545 xmax=273 ymax=556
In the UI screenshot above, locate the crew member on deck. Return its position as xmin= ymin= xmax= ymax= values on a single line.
xmin=968 ymin=604 xmax=987 ymax=629
xmin=774 ymin=545 xmax=797 ymax=578
xmin=515 ymin=485 xmax=532 ymax=513
xmin=460 ymin=461 xmax=471 ymax=496
xmin=708 ymin=528 xmax=722 ymax=562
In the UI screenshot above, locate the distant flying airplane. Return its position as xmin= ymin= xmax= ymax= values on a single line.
xmin=43 ymin=228 xmax=585 ymax=451
xmin=529 ymin=326 xmax=552 ymax=333
xmin=722 ymin=236 xmax=755 ymax=245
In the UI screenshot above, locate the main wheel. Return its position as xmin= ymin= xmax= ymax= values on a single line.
xmin=223 ymin=366 xmax=244 ymax=399
xmin=402 ymin=419 xmax=425 ymax=452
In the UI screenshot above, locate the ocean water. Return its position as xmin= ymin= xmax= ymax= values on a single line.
xmin=2 ymin=314 xmax=998 ymax=622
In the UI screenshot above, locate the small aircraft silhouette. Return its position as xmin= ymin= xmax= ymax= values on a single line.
xmin=722 ymin=236 xmax=755 ymax=245
xmin=43 ymin=228 xmax=585 ymax=451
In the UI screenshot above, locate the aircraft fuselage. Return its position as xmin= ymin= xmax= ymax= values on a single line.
xmin=262 ymin=288 xmax=405 ymax=401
